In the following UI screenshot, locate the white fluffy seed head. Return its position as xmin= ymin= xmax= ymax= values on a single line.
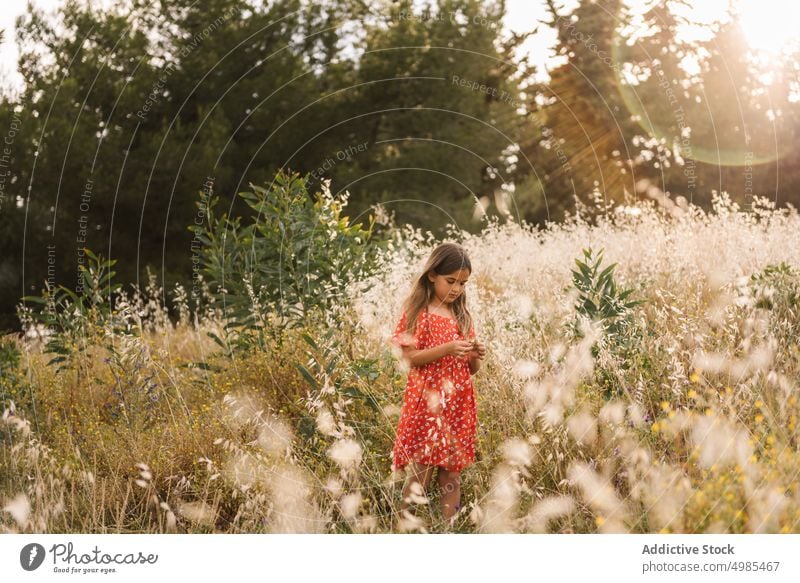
xmin=176 ymin=500 xmax=215 ymax=527
xmin=327 ymin=439 xmax=363 ymax=470
xmin=324 ymin=477 xmax=343 ymax=497
xmin=2 ymin=493 xmax=30 ymax=529
xmin=567 ymin=410 xmax=598 ymax=446
xmin=524 ymin=495 xmax=576 ymax=533
xmin=512 ymin=360 xmax=541 ymax=379
xmin=257 ymin=417 xmax=294 ymax=456
xmin=315 ymin=409 xmax=338 ymax=437
xmin=501 ymin=438 xmax=533 ymax=467
xmin=339 ymin=492 xmax=362 ymax=519
xmin=599 ymin=401 xmax=625 ymax=425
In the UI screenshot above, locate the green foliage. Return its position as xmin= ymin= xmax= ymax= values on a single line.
xmin=292 ymin=324 xmax=388 ymax=532
xmin=1 ymin=0 xmax=542 ymax=330
xmin=190 ymin=170 xmax=382 ymax=354
xmin=750 ymin=262 xmax=799 ymax=310
xmin=0 ymin=336 xmax=31 ymax=413
xmin=748 ymin=262 xmax=800 ymax=364
xmin=103 ymin=335 xmax=160 ymax=434
xmin=294 ymin=328 xmax=383 ymax=421
xmin=18 ymin=249 xmax=124 ymax=370
xmin=571 ymin=247 xmax=643 ymax=338
xmin=569 ymin=247 xmax=645 ymax=401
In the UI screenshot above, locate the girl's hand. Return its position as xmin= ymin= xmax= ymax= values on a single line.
xmin=468 ymin=340 xmax=486 ymax=360
xmin=448 ymin=340 xmax=474 ymax=358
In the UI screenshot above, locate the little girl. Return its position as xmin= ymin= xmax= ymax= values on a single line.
xmin=389 ymin=242 xmax=486 ymax=527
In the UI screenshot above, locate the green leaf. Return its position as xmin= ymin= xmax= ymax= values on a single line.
xmin=294 ymin=363 xmax=320 ymax=390
xmin=301 ymin=333 xmax=318 ymax=350
xmin=206 ymin=331 xmax=227 ymax=350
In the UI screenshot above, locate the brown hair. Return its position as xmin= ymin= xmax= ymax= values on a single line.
xmin=401 ymin=242 xmax=473 ymax=338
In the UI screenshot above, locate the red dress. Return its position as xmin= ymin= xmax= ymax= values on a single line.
xmin=390 ymin=306 xmax=477 ymax=473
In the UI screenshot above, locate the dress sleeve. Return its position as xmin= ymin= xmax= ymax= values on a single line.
xmin=390 ymin=310 xmax=427 ymax=350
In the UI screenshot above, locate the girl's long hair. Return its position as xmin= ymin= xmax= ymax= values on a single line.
xmin=401 ymin=242 xmax=473 ymax=338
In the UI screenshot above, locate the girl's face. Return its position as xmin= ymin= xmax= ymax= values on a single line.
xmin=427 ymin=268 xmax=470 ymax=305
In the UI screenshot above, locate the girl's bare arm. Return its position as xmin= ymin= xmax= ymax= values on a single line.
xmin=401 ymin=343 xmax=452 ymax=368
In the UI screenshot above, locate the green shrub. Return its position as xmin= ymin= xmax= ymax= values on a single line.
xmin=17 ymin=249 xmax=125 ymax=372
xmin=569 ymin=247 xmax=645 ymax=400
xmin=570 ymin=247 xmax=644 ymax=339
xmin=189 ymin=170 xmax=383 ymax=355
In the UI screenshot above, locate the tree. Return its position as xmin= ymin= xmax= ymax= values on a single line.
xmin=0 ymin=0 xmax=537 ymax=329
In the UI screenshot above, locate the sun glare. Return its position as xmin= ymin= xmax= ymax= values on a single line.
xmin=734 ymin=0 xmax=800 ymax=55
xmin=665 ymin=0 xmax=800 ymax=55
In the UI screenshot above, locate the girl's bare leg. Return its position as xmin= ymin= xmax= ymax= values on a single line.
xmin=437 ymin=467 xmax=461 ymax=522
xmin=399 ymin=462 xmax=435 ymax=516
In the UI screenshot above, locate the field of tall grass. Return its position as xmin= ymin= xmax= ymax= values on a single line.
xmin=2 ymin=190 xmax=800 ymax=533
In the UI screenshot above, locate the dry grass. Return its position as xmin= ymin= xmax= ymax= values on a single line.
xmin=2 ymin=193 xmax=800 ymax=533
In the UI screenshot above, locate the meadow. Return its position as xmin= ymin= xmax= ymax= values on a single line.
xmin=2 ymin=189 xmax=800 ymax=534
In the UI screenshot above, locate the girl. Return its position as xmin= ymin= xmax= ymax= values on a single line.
xmin=389 ymin=242 xmax=486 ymax=527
